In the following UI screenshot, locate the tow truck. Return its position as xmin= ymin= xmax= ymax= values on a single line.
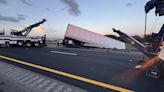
xmin=113 ymin=0 xmax=164 ymax=78
xmin=0 ymin=19 xmax=46 ymax=47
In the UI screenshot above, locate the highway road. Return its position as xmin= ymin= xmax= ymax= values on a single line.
xmin=0 ymin=47 xmax=164 ymax=92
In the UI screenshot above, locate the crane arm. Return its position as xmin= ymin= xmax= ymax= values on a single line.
xmin=145 ymin=0 xmax=156 ymax=13
xmin=21 ymin=19 xmax=46 ymax=36
xmin=11 ymin=19 xmax=46 ymax=36
xmin=113 ymin=28 xmax=155 ymax=57
xmin=145 ymin=0 xmax=164 ymax=16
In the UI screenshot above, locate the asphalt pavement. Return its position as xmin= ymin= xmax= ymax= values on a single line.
xmin=0 ymin=47 xmax=164 ymax=92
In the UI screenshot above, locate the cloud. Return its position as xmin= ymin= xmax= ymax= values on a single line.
xmin=19 ymin=0 xmax=32 ymax=6
xmin=32 ymin=26 xmax=46 ymax=36
xmin=0 ymin=0 xmax=33 ymax=6
xmin=0 ymin=14 xmax=25 ymax=23
xmin=0 ymin=0 xmax=8 ymax=5
xmin=126 ymin=3 xmax=132 ymax=6
xmin=60 ymin=0 xmax=81 ymax=16
xmin=45 ymin=8 xmax=50 ymax=11
xmin=126 ymin=2 xmax=137 ymax=7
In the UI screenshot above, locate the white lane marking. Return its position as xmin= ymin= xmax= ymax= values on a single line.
xmin=50 ymin=51 xmax=78 ymax=56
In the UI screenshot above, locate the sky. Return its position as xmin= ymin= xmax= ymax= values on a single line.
xmin=0 ymin=0 xmax=163 ymax=39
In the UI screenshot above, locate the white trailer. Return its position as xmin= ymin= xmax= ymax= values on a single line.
xmin=63 ymin=24 xmax=126 ymax=49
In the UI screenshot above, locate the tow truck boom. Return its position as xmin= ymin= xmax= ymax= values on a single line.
xmin=145 ymin=0 xmax=164 ymax=16
xmin=11 ymin=19 xmax=46 ymax=36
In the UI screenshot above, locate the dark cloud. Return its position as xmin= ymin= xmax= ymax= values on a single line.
xmin=60 ymin=0 xmax=81 ymax=16
xmin=126 ymin=2 xmax=137 ymax=7
xmin=0 ymin=0 xmax=8 ymax=5
xmin=0 ymin=14 xmax=25 ymax=23
xmin=126 ymin=3 xmax=132 ymax=6
xmin=45 ymin=8 xmax=50 ymax=11
xmin=19 ymin=0 xmax=32 ymax=6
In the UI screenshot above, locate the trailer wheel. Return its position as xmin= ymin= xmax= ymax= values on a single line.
xmin=17 ymin=41 xmax=24 ymax=46
xmin=26 ymin=41 xmax=32 ymax=47
xmin=34 ymin=42 xmax=40 ymax=47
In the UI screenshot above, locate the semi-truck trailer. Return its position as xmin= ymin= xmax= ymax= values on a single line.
xmin=63 ymin=24 xmax=125 ymax=49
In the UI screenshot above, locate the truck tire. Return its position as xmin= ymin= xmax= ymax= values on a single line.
xmin=34 ymin=42 xmax=40 ymax=47
xmin=26 ymin=41 xmax=32 ymax=47
xmin=63 ymin=38 xmax=68 ymax=46
xmin=17 ymin=41 xmax=24 ymax=46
